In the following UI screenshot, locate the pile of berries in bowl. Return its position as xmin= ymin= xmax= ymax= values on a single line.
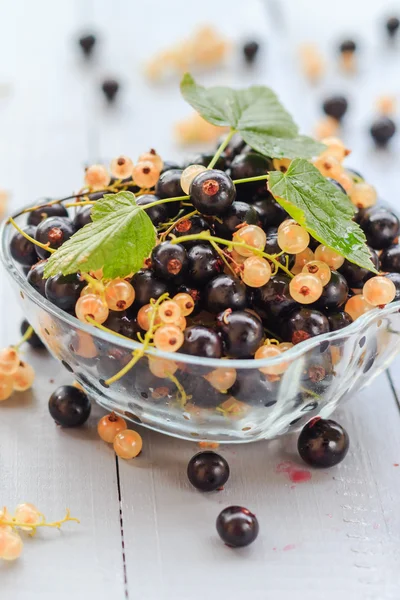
xmin=2 ymin=77 xmax=400 ymax=443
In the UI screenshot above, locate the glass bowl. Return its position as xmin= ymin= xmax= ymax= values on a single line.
xmin=2 ymin=208 xmax=400 ymax=443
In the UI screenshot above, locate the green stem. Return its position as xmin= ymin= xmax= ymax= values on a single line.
xmin=207 ymin=129 xmax=235 ymax=169
xmin=232 ymin=174 xmax=269 ymax=185
xmin=143 ymin=195 xmax=190 ymax=210
xmin=14 ymin=326 xmax=34 ymax=350
xmin=8 ymin=217 xmax=55 ymax=254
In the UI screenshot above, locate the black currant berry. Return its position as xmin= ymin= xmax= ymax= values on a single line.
xmin=339 ymin=39 xmax=357 ymax=53
xmin=361 ymin=207 xmax=400 ymax=250
xmin=171 ymin=215 xmax=211 ymax=244
xmin=179 ymin=372 xmax=227 ymax=407
xmin=20 ymin=319 xmax=45 ymax=350
xmin=205 ymin=274 xmax=247 ymax=314
xmin=327 ymin=310 xmax=353 ymax=331
xmin=282 ymin=308 xmax=330 ymax=345
xmin=298 ymin=417 xmax=349 ymax=468
xmin=101 ymin=79 xmax=119 ymax=103
xmin=176 ymin=284 xmax=202 ymax=315
xmin=264 ymin=227 xmax=295 ymax=270
xmin=316 ymin=271 xmax=348 ymax=310
xmin=160 ymin=160 xmax=181 ymax=174
xmin=187 ymin=244 xmax=223 ymax=285
xmin=27 ymin=261 xmax=47 ymax=296
xmin=322 ymin=95 xmax=348 ymax=121
xmin=131 ymin=269 xmax=170 ymax=307
xmin=45 ymin=273 xmax=85 ymax=311
xmin=78 ymin=33 xmax=96 ymax=57
xmin=136 ymin=194 xmax=168 ymax=226
xmin=10 ymin=226 xmax=38 ymax=266
xmin=230 ymin=370 xmax=277 ymax=407
xmin=253 ymin=274 xmax=298 ymax=321
xmin=339 ymin=246 xmax=379 ymax=288
xmin=190 ymin=169 xmax=235 ymax=216
xmin=134 ymin=366 xmax=175 ymax=402
xmin=191 ymin=152 xmax=227 ymax=171
xmin=229 ymin=153 xmax=272 ymax=201
xmin=217 ymin=310 xmax=263 ymax=358
xmin=386 ymin=16 xmax=400 ymax=38
xmin=27 ymin=202 xmax=69 ymax=226
xmin=327 ymin=178 xmax=347 ymax=195
xmin=181 ymin=326 xmax=222 ymax=359
xmin=243 ymin=40 xmax=260 ymax=63
xmin=370 ymin=117 xmax=396 ymax=147
xmin=187 ymin=451 xmax=230 ymax=492
xmin=35 ymin=216 xmax=75 ymax=259
xmin=216 ymin=506 xmax=259 ymax=548
xmin=151 ymin=242 xmax=188 ymax=281
xmin=73 ymin=206 xmax=92 ymax=230
xmin=104 ymin=311 xmax=140 ymax=339
xmin=155 ymin=169 xmax=185 ymax=218
xmin=252 ymin=196 xmax=287 ymax=227
xmin=48 ymin=385 xmax=91 ymax=427
xmin=380 ymin=245 xmax=400 ymax=273
xmin=214 ymin=201 xmax=258 ymax=239
xmin=385 ymin=272 xmax=400 ymax=301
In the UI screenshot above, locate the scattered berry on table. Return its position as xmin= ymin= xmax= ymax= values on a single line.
xmin=101 ymin=79 xmax=120 ymax=103
xmin=216 ymin=506 xmax=259 ymax=547
xmin=298 ymin=418 xmax=349 ymax=468
xmin=187 ymin=451 xmax=230 ymax=491
xmin=13 ymin=361 xmax=35 ymax=391
xmin=243 ymin=40 xmax=260 ymax=63
xmin=370 ymin=117 xmax=396 ymax=147
xmin=78 ymin=33 xmax=96 ymax=57
xmin=48 ymin=385 xmax=91 ymax=427
xmin=98 ymin=412 xmax=127 ymax=443
xmin=0 ymin=347 xmax=20 ymax=376
xmin=386 ymin=16 xmax=400 ymax=38
xmin=113 ymin=429 xmax=142 ymax=459
xmin=322 ymin=95 xmax=348 ymax=121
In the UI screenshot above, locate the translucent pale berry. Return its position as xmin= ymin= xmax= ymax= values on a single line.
xmin=302 ymin=260 xmax=332 ymax=286
xmin=344 ymin=295 xmax=374 ymax=320
xmin=350 ymin=182 xmax=377 ymax=209
xmin=137 ymin=304 xmax=161 ymax=331
xmin=230 ymin=249 xmax=246 ymax=265
xmin=255 ymin=345 xmax=286 ymax=375
xmin=204 ymin=368 xmax=237 ymax=391
xmin=180 ymin=164 xmax=207 ymax=194
xmin=158 ymin=300 xmax=182 ymax=324
xmin=13 ymin=361 xmax=35 ymax=392
xmin=0 ymin=374 xmax=15 ymax=401
xmin=315 ymin=117 xmax=339 ymax=140
xmin=313 ymin=155 xmax=343 ymax=179
xmin=291 ymin=248 xmax=314 ymax=275
xmin=113 ymin=429 xmax=143 ymax=459
xmin=110 ymin=156 xmax=134 ymax=179
xmin=363 ymin=276 xmax=396 ymax=306
xmin=132 ymin=161 xmax=160 ymax=188
xmin=74 ymin=331 xmax=98 ymax=359
xmin=173 ymin=293 xmax=195 ymax=316
xmin=153 ymin=325 xmax=184 ymax=352
xmin=314 ymin=245 xmax=345 ymax=269
xmin=0 ymin=529 xmax=23 ymax=561
xmin=289 ymin=273 xmax=323 ymax=304
xmin=138 ymin=149 xmax=163 ymax=172
xmin=337 ymin=171 xmax=354 ymax=193
xmin=320 ymin=137 xmax=350 ymax=162
xmin=272 ymin=158 xmax=291 ymax=173
xmin=233 ymin=225 xmax=267 ymax=257
xmin=75 ymin=294 xmax=109 ymax=324
xmin=242 ymin=256 xmax=271 ymax=287
xmin=84 ymin=164 xmax=111 ymax=190
xmin=277 ymin=219 xmax=297 ymax=234
xmin=148 ymin=356 xmax=178 ymax=378
xmin=0 ymin=347 xmax=20 ymax=375
xmin=105 ymin=279 xmax=135 ymax=311
xmin=14 ymin=503 xmax=40 ymax=530
xmin=80 ymin=284 xmax=97 ymax=297
xmin=97 ymin=412 xmax=127 ymax=443
xmin=277 ymin=223 xmax=310 ymax=254
xmin=176 ymin=316 xmax=187 ymax=331
xmin=278 ymin=342 xmax=294 ymax=352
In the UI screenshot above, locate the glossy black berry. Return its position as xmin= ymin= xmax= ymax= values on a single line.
xmin=327 ymin=178 xmax=347 ymax=195
xmin=217 ymin=310 xmax=263 ymax=358
xmin=216 ymin=506 xmax=259 ymax=548
xmin=229 ymin=153 xmax=272 ymax=201
xmin=73 ymin=206 xmax=92 ymax=230
xmin=243 ymin=40 xmax=260 ymax=63
xmin=264 ymin=227 xmax=295 ymax=270
xmin=136 ymin=194 xmax=168 ymax=226
xmin=386 ymin=16 xmax=400 ymax=37
xmin=27 ymin=261 xmax=47 ymax=296
xmin=282 ymin=308 xmax=330 ymax=345
xmin=187 ymin=244 xmax=223 ymax=285
xmin=101 ymin=79 xmax=119 ymax=102
xmin=339 ymin=246 xmax=379 ymax=288
xmin=78 ymin=33 xmax=96 ymax=57
xmin=384 ymin=272 xmax=400 ymax=301
xmin=205 ymin=274 xmax=247 ymax=314
xmin=361 ymin=207 xmax=400 ymax=249
xmin=151 ymin=241 xmax=188 ymax=280
xmin=48 ymin=385 xmax=91 ymax=427
xmin=214 ymin=201 xmax=259 ymax=239
xmin=187 ymin=451 xmax=230 ymax=492
xmin=339 ymin=39 xmax=357 ymax=53
xmin=131 ymin=269 xmax=169 ymax=307
xmin=230 ymin=370 xmax=277 ymax=407
xmin=216 ymin=133 xmax=245 ymax=162
xmin=176 ymin=284 xmax=202 ymax=315
xmin=322 ymin=95 xmax=348 ymax=121
xmin=346 ymin=168 xmax=364 ymax=182
xmin=190 ymin=169 xmax=235 ymax=216
xmin=160 ymin=160 xmax=181 ymax=174
xmin=181 ymin=325 xmax=222 ymax=360
xmin=253 ymin=274 xmax=298 ymax=321
xmin=191 ymin=152 xmax=227 ymax=171
xmin=45 ymin=273 xmax=85 ymax=311
xmin=370 ymin=117 xmax=396 ymax=147
xmin=316 ymin=271 xmax=348 ymax=310
xmin=35 ymin=216 xmax=75 ymax=259
xmin=104 ymin=311 xmax=140 ymax=339
xmin=27 ymin=202 xmax=69 ymax=226
xmin=380 ymin=244 xmax=400 ymax=273
xmin=10 ymin=226 xmax=38 ymax=266
xmin=155 ymin=169 xmax=184 ymax=218
xmin=327 ymin=310 xmax=353 ymax=331
xmin=252 ymin=196 xmax=287 ymax=227
xmin=298 ymin=418 xmax=349 ymax=468
xmin=20 ymin=319 xmax=45 ymax=350
xmin=171 ymin=215 xmax=211 ymax=244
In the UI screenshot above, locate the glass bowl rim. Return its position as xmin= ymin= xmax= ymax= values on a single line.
xmin=1 ymin=209 xmax=398 ymax=370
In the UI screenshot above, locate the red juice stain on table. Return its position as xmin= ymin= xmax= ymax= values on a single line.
xmin=276 ymin=461 xmax=311 ymax=483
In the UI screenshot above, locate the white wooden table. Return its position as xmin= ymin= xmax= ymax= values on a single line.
xmin=1 ymin=1 xmax=400 ymax=598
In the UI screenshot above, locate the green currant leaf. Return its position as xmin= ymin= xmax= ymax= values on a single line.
xmin=43 ymin=191 xmax=156 ymax=279
xmin=268 ymin=159 xmax=378 ymax=273
xmin=180 ymin=73 xmax=324 ymax=159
